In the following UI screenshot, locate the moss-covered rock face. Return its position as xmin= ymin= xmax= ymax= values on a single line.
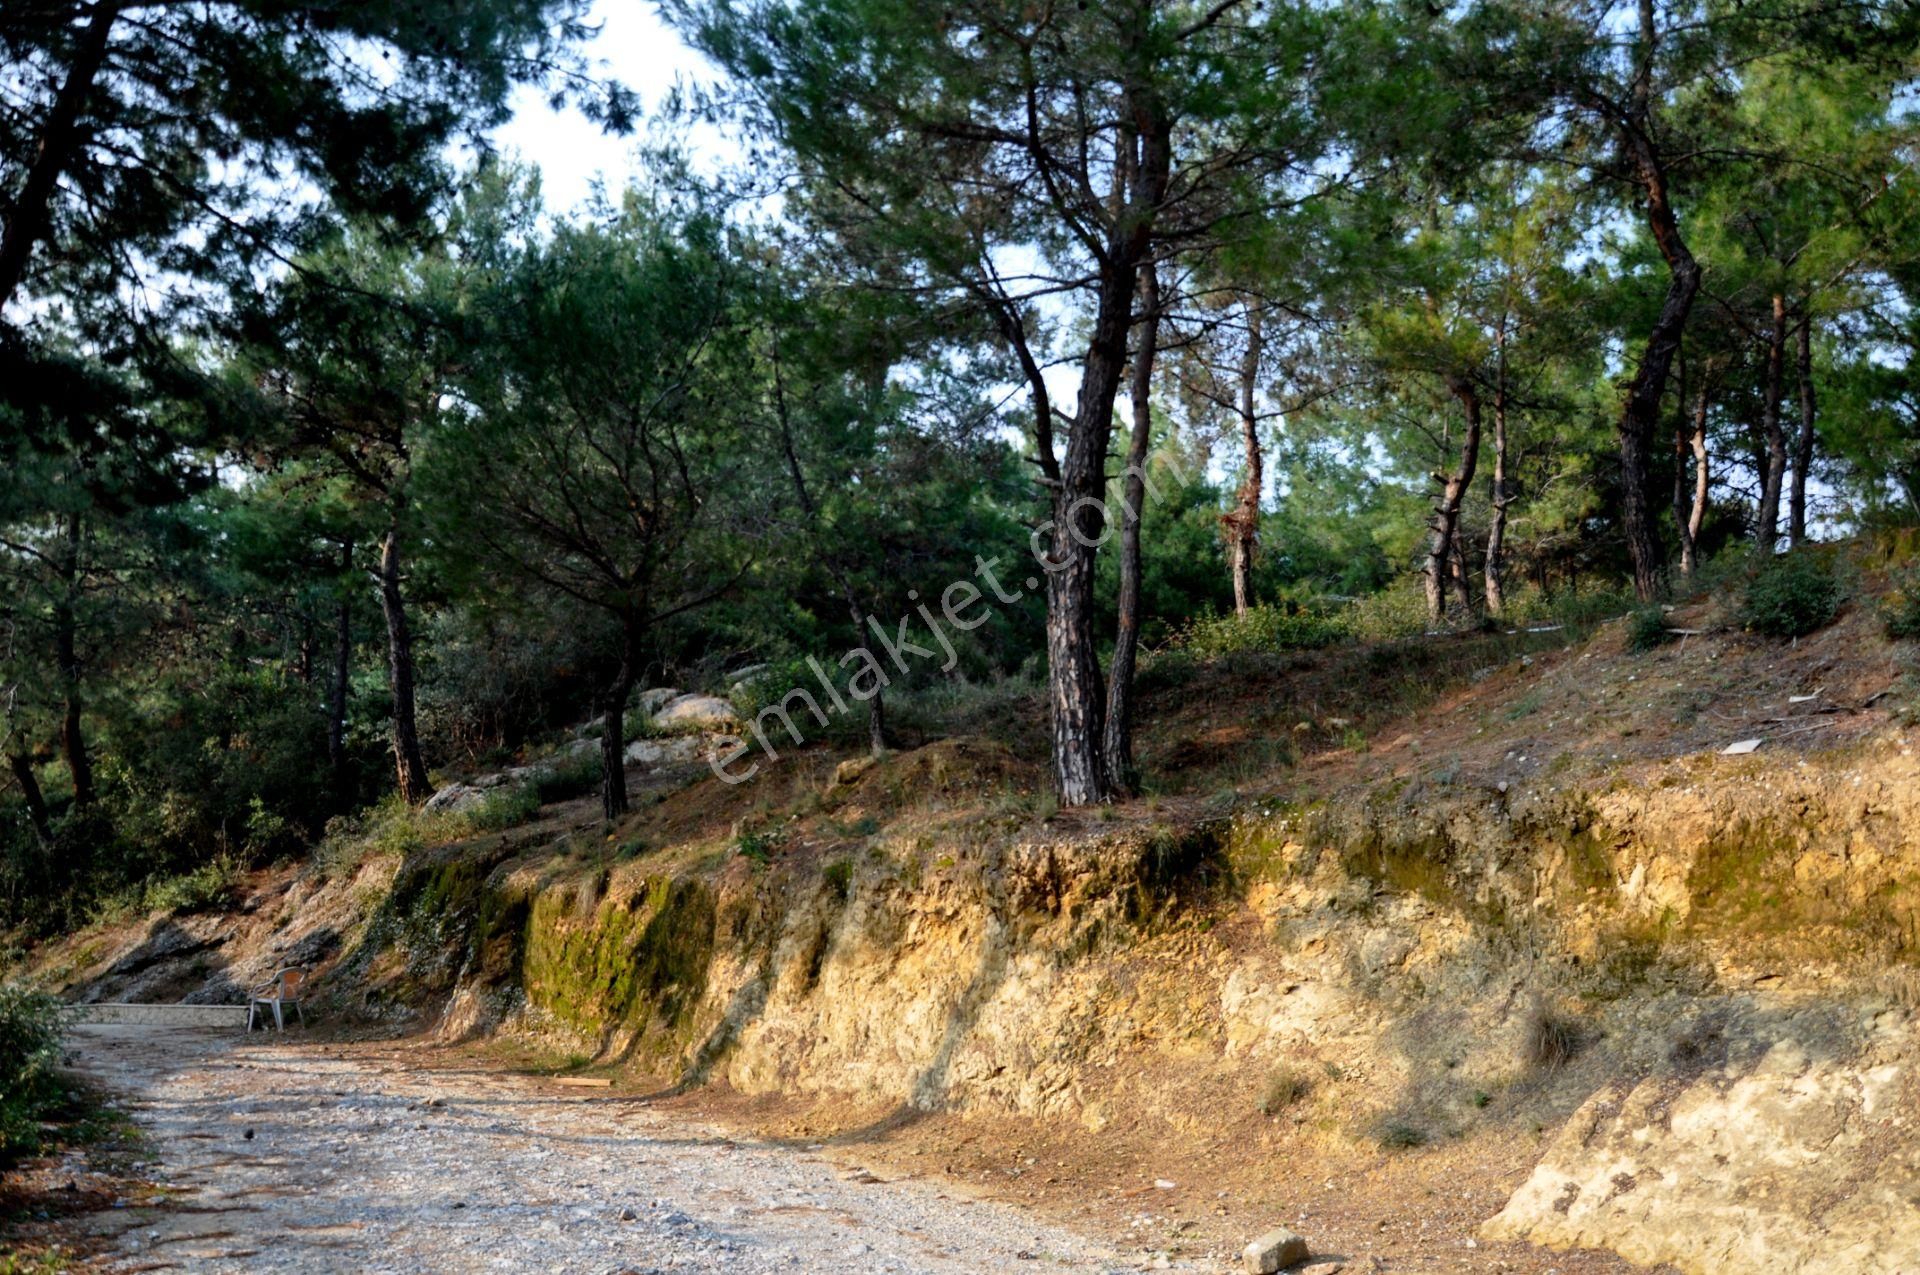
xmin=520 ymin=874 xmax=718 ymax=1059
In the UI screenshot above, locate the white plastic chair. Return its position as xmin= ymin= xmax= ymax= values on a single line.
xmin=247 ymin=967 xmax=306 ymax=1032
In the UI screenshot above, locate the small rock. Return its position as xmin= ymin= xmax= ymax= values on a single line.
xmin=616 ymin=1205 xmax=638 ymax=1221
xmin=242 ymin=1129 xmax=254 ymax=1140
xmin=1243 ymin=1226 xmax=1310 ymax=1274
xmin=1154 ymin=1179 xmax=1177 ymax=1190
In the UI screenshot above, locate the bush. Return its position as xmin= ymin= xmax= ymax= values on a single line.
xmin=142 ymin=857 xmax=241 ymax=915
xmin=1627 ymin=606 xmax=1673 ymax=653
xmin=465 ymin=784 xmax=541 ymax=831
xmin=1740 ymin=553 xmax=1844 ymax=638
xmin=1884 ymin=571 xmax=1920 ymax=641
xmin=0 ymin=986 xmax=69 ymax=1162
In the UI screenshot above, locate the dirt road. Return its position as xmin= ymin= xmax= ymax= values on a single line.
xmin=69 ymin=1024 xmax=1140 ymax=1274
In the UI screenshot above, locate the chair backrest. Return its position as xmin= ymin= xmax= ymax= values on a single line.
xmin=271 ymin=967 xmax=304 ymax=997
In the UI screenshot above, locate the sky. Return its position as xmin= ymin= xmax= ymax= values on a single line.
xmin=489 ymin=2 xmax=731 ymax=213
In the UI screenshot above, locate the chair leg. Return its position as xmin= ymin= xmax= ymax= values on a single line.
xmin=273 ymin=1001 xmax=284 ymax=1031
xmin=246 ymin=1003 xmax=255 ymax=1032
xmin=294 ymin=1001 xmax=305 ymax=1028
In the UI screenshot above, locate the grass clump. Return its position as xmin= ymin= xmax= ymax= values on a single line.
xmin=1525 ymin=1001 xmax=1583 ymax=1071
xmin=0 ymin=986 xmax=70 ymax=1163
xmin=1378 ymin=1120 xmax=1430 ymax=1150
xmin=1740 ymin=552 xmax=1843 ymax=638
xmin=1257 ymin=1064 xmax=1313 ymax=1116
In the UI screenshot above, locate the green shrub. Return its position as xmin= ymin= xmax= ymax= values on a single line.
xmin=532 ymin=751 xmax=602 ymax=804
xmin=1740 ymin=552 xmax=1843 ymax=638
xmin=142 ymin=856 xmax=241 ymax=915
xmin=0 ymin=986 xmax=69 ymax=1162
xmin=1172 ymin=603 xmax=1356 ymax=657
xmin=1378 ymin=1120 xmax=1430 ymax=1149
xmin=1627 ymin=606 xmax=1673 ymax=652
xmin=1884 ymin=571 xmax=1920 ymax=641
xmin=465 ymin=784 xmax=540 ymax=831
xmin=733 ymin=821 xmax=786 ymax=867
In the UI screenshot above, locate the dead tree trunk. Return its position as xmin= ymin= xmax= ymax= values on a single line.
xmin=376 ymin=513 xmax=431 ymax=806
xmin=1224 ymin=300 xmax=1264 ymax=618
xmin=1789 ymin=315 xmax=1817 ymax=547
xmin=1426 ymin=378 xmax=1483 ymax=622
xmin=1756 ymin=292 xmax=1789 ymax=554
xmin=1103 ymin=262 xmax=1160 ymax=797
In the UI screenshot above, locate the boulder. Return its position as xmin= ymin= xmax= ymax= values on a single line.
xmin=636 ymin=687 xmax=683 ymax=715
xmin=1243 ymin=1227 xmax=1310 ymax=1274
xmin=422 ymin=783 xmax=488 ymax=815
xmin=655 ymin=693 xmax=738 ymax=730
xmin=624 ymin=736 xmax=703 ymax=768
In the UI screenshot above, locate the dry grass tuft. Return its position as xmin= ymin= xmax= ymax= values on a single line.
xmin=1525 ymin=1000 xmax=1583 ymax=1071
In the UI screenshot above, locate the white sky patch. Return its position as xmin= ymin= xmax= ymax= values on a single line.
xmin=488 ymin=1 xmax=733 ymax=212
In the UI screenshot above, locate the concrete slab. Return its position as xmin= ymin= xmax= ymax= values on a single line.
xmin=70 ymin=1003 xmax=249 ymax=1028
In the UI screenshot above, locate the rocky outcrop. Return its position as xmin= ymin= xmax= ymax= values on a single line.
xmin=1486 ymin=998 xmax=1920 ymax=1272
xmin=653 ymin=693 xmax=738 ymax=730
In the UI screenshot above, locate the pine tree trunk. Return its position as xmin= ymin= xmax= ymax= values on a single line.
xmin=7 ymin=752 xmax=52 ymax=846
xmin=55 ymin=510 xmax=93 ymax=809
xmin=1227 ymin=300 xmax=1264 ymax=619
xmin=1103 ymin=262 xmax=1160 ymax=797
xmin=1038 ymin=74 xmax=1169 ymax=807
xmin=377 ymin=518 xmax=431 ymax=805
xmin=598 ymin=637 xmax=638 ymax=822
xmin=1451 ymin=522 xmax=1473 ymax=615
xmin=1789 ymin=316 xmax=1817 ymax=547
xmin=1756 ymin=292 xmax=1789 ymax=554
xmin=1484 ymin=355 xmax=1510 ymax=617
xmin=1427 ymin=379 xmax=1483 ymax=622
xmin=328 ymin=540 xmax=353 ymax=786
xmin=1616 ymin=74 xmax=1702 ymax=600
xmin=0 ymin=3 xmax=119 ymax=311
